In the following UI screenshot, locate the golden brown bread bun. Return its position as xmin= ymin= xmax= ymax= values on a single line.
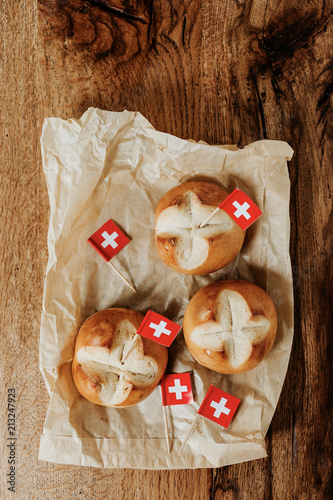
xmin=155 ymin=182 xmax=245 ymax=275
xmin=72 ymin=308 xmax=168 ymax=407
xmin=183 ymin=280 xmax=277 ymax=373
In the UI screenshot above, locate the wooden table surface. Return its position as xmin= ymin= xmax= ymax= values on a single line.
xmin=1 ymin=0 xmax=332 ymax=498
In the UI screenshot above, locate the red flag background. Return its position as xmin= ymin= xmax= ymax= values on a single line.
xmin=136 ymin=310 xmax=181 ymax=347
xmin=219 ymin=188 xmax=262 ymax=231
xmin=161 ymin=373 xmax=194 ymax=406
xmin=198 ymin=385 xmax=241 ymax=428
xmin=88 ymin=219 xmax=130 ymax=261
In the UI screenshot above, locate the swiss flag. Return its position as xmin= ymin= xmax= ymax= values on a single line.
xmin=136 ymin=310 xmax=181 ymax=347
xmin=161 ymin=373 xmax=194 ymax=406
xmin=88 ymin=219 xmax=130 ymax=261
xmin=198 ymin=385 xmax=240 ymax=428
xmin=219 ymin=188 xmax=262 ymax=231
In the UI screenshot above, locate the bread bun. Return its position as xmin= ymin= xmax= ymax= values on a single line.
xmin=183 ymin=280 xmax=277 ymax=373
xmin=155 ymin=182 xmax=245 ymax=275
xmin=72 ymin=308 xmax=168 ymax=407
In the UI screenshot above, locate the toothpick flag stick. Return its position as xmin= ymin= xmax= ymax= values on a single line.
xmin=162 ymin=401 xmax=171 ymax=454
xmin=177 ymin=413 xmax=199 ymax=456
xmin=198 ymin=207 xmax=220 ymax=228
xmin=88 ymin=219 xmax=136 ymax=292
xmin=199 ymin=188 xmax=262 ymax=230
xmin=107 ymin=261 xmax=136 ymax=292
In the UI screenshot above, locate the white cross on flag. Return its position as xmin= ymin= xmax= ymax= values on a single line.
xmin=136 ymin=310 xmax=181 ymax=347
xmin=161 ymin=373 xmax=194 ymax=406
xmin=198 ymin=385 xmax=241 ymax=428
xmin=219 ymin=188 xmax=262 ymax=231
xmin=88 ymin=219 xmax=130 ymax=261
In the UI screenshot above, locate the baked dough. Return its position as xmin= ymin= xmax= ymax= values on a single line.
xmin=183 ymin=280 xmax=277 ymax=373
xmin=72 ymin=308 xmax=168 ymax=407
xmin=155 ymin=182 xmax=245 ymax=274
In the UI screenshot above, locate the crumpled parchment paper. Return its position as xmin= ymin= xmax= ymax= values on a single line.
xmin=39 ymin=107 xmax=294 ymax=469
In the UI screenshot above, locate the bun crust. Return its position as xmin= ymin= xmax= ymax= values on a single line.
xmin=183 ymin=280 xmax=277 ymax=373
xmin=72 ymin=308 xmax=168 ymax=407
xmin=155 ymin=182 xmax=245 ymax=275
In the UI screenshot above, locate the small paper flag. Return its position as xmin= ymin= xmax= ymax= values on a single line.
xmin=161 ymin=373 xmax=194 ymax=406
xmin=88 ymin=219 xmax=130 ymax=261
xmin=136 ymin=310 xmax=181 ymax=347
xmin=198 ymin=385 xmax=241 ymax=428
xmin=219 ymin=188 xmax=262 ymax=231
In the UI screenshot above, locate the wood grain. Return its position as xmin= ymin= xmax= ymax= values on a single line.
xmin=0 ymin=0 xmax=332 ymax=497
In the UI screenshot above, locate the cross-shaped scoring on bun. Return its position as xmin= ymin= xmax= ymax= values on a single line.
xmin=72 ymin=309 xmax=168 ymax=407
xmin=183 ymin=280 xmax=277 ymax=374
xmin=154 ymin=182 xmax=245 ymax=275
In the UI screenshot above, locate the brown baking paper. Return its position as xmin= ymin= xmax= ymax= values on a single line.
xmin=39 ymin=108 xmax=294 ymax=469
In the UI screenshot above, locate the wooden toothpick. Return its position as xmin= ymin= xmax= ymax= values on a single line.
xmin=107 ymin=260 xmax=136 ymax=292
xmin=163 ymin=404 xmax=171 ymax=454
xmin=178 ymin=413 xmax=200 ymax=455
xmin=198 ymin=207 xmax=220 ymax=228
